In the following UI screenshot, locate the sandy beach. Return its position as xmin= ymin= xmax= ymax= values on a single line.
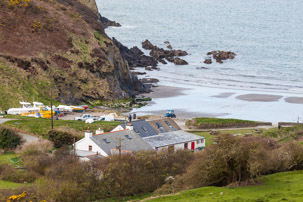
xmin=132 ymin=83 xmax=303 ymax=123
xmin=236 ymin=94 xmax=283 ymax=102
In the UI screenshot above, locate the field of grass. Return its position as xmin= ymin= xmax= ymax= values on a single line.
xmin=0 ymin=180 xmax=23 ymax=189
xmin=146 ymin=170 xmax=303 ymax=202
xmin=186 ymin=117 xmax=267 ymax=129
xmin=2 ymin=115 xmax=120 ymax=137
xmin=0 ymin=153 xmax=22 ymax=167
xmin=191 ymin=128 xmax=266 ymax=147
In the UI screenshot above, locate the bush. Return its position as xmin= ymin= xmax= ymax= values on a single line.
xmin=0 ymin=127 xmax=23 ymax=151
xmin=0 ymin=164 xmax=36 ymax=183
xmin=47 ymin=130 xmax=79 ymax=148
xmin=18 ymin=139 xmax=53 ymax=157
xmin=157 ymin=134 xmax=303 ymax=194
xmin=95 ymin=150 xmax=194 ymax=197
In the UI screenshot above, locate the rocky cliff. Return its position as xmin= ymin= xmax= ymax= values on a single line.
xmin=0 ymin=0 xmax=145 ymax=110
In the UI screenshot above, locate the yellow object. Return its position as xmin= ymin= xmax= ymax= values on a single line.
xmin=39 ymin=107 xmax=55 ymax=119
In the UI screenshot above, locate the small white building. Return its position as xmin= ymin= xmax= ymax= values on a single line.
xmin=143 ymin=130 xmax=205 ymax=152
xmin=74 ymin=128 xmax=153 ymax=157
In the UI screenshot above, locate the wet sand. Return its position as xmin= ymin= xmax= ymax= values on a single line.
xmin=236 ymin=94 xmax=283 ymax=102
xmin=141 ymin=85 xmax=191 ymax=99
xmin=284 ymin=97 xmax=303 ymax=104
xmin=211 ymin=92 xmax=235 ymax=98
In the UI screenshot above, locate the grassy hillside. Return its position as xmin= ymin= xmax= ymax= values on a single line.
xmin=146 ymin=171 xmax=303 ymax=202
xmin=2 ymin=115 xmax=120 ymax=137
xmin=0 ymin=0 xmax=141 ymax=111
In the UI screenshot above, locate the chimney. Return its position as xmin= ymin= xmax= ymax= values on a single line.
xmin=126 ymin=122 xmax=133 ymax=131
xmin=96 ymin=128 xmax=104 ymax=135
xmin=85 ymin=127 xmax=93 ymax=139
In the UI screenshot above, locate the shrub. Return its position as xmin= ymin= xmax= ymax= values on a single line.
xmin=18 ymin=139 xmax=53 ymax=157
xmin=47 ymin=130 xmax=78 ymax=148
xmin=0 ymin=127 xmax=23 ymax=151
xmin=95 ymin=150 xmax=194 ymax=197
xmin=0 ymin=164 xmax=36 ymax=183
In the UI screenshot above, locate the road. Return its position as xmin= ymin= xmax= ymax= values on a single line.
xmin=0 ymin=118 xmax=39 ymax=143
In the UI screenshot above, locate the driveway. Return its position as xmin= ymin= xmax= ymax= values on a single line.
xmin=0 ymin=118 xmax=39 ymax=143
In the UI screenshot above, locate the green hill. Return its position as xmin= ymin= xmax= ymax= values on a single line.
xmin=146 ymin=171 xmax=303 ymax=202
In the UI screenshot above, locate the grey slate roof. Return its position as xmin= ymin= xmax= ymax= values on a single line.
xmin=143 ymin=130 xmax=204 ymax=148
xmin=90 ymin=130 xmax=153 ymax=155
xmin=120 ymin=119 xmax=158 ymax=138
xmin=148 ymin=118 xmax=181 ymax=134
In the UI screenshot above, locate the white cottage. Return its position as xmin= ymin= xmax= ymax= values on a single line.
xmin=74 ymin=128 xmax=153 ymax=157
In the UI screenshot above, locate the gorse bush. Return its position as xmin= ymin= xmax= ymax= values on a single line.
xmin=0 ymin=127 xmax=22 ymax=151
xmin=156 ymin=134 xmax=303 ymax=194
xmin=47 ymin=130 xmax=78 ymax=148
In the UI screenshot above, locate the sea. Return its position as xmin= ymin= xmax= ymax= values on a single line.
xmin=96 ymin=0 xmax=303 ymax=123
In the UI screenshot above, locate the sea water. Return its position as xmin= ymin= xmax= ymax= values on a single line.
xmin=97 ymin=0 xmax=303 ymax=122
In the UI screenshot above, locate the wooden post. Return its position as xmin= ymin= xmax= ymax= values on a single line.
xmin=50 ymin=87 xmax=53 ymax=130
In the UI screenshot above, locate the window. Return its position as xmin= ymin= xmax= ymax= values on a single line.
xmin=196 ymin=140 xmax=200 ymax=144
xmin=134 ymin=128 xmax=139 ymax=133
xmin=103 ymin=139 xmax=110 ymax=144
xmin=201 ymin=139 xmax=204 ymax=143
xmin=125 ymin=135 xmax=132 ymax=140
xmin=156 ymin=122 xmax=163 ymax=129
xmin=184 ymin=143 xmax=188 ymax=150
xmin=165 ymin=121 xmax=171 ymax=126
xmin=88 ymin=145 xmax=92 ymax=151
xmin=142 ymin=126 xmax=148 ymax=132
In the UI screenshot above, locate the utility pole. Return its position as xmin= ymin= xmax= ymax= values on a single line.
xmin=50 ymin=87 xmax=53 ymax=130
xmin=116 ymin=138 xmax=124 ymax=157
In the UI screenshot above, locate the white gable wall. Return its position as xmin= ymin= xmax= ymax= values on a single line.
xmin=75 ymin=138 xmax=108 ymax=157
xmin=111 ymin=125 xmax=124 ymax=132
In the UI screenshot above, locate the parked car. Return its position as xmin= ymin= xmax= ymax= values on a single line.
xmin=74 ymin=114 xmax=96 ymax=121
xmin=85 ymin=115 xmax=115 ymax=124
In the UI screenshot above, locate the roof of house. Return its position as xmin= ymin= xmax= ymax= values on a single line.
xmin=143 ymin=130 xmax=204 ymax=148
xmin=90 ymin=130 xmax=153 ymax=155
xmin=148 ymin=118 xmax=181 ymax=134
xmin=120 ymin=119 xmax=158 ymax=138
xmin=73 ymin=149 xmax=98 ymax=157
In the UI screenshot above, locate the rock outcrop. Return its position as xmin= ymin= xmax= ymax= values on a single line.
xmin=0 ymin=0 xmax=147 ymax=109
xmin=113 ymin=38 xmax=158 ymax=68
xmin=100 ymin=16 xmax=121 ymax=28
xmin=142 ymin=40 xmax=189 ymax=65
xmin=205 ymin=50 xmax=236 ymax=64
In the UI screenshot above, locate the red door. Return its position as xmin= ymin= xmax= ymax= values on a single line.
xmin=191 ymin=142 xmax=195 ymax=150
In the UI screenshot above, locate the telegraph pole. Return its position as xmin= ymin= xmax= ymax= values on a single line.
xmin=50 ymin=87 xmax=53 ymax=130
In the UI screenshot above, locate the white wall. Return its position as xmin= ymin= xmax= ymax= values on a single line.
xmin=156 ymin=138 xmax=205 ymax=152
xmin=75 ymin=138 xmax=108 ymax=157
xmin=111 ymin=125 xmax=124 ymax=132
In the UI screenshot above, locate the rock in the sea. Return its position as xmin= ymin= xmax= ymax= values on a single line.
xmin=196 ymin=66 xmax=208 ymax=70
xmin=145 ymin=67 xmax=152 ymax=71
xmin=100 ymin=16 xmax=121 ymax=28
xmin=207 ymin=50 xmax=236 ymax=64
xmin=204 ymin=58 xmax=212 ymax=64
xmin=164 ymin=41 xmax=170 ymax=44
xmin=174 ymin=50 xmax=188 ymax=57
xmin=132 ymin=71 xmax=146 ymax=75
xmin=142 ymin=39 xmax=155 ymax=50
xmin=140 ymin=78 xmax=159 ymax=83
xmin=174 ymin=57 xmax=188 ymax=65
xmin=167 ymin=44 xmax=173 ymax=49
xmin=113 ymin=38 xmax=158 ymax=67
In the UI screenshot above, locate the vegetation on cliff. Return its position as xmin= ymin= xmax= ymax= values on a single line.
xmin=0 ymin=0 xmax=144 ymax=111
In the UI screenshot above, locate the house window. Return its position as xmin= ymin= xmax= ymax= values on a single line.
xmin=196 ymin=140 xmax=200 ymax=144
xmin=88 ymin=145 xmax=92 ymax=151
xmin=184 ymin=143 xmax=188 ymax=150
xmin=201 ymin=139 xmax=204 ymax=143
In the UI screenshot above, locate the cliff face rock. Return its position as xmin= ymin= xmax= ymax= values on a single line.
xmin=0 ymin=0 xmax=144 ymax=109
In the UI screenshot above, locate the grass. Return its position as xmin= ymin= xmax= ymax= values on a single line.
xmin=146 ymin=170 xmax=303 ymax=202
xmin=186 ymin=117 xmax=265 ymax=129
xmin=0 ymin=153 xmax=22 ymax=167
xmin=2 ymin=115 xmax=120 ymax=137
xmin=191 ymin=128 xmax=266 ymax=147
xmin=0 ymin=180 xmax=23 ymax=189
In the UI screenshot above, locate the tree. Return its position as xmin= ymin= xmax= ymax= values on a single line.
xmin=47 ymin=130 xmax=78 ymax=148
xmin=0 ymin=127 xmax=22 ymax=151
